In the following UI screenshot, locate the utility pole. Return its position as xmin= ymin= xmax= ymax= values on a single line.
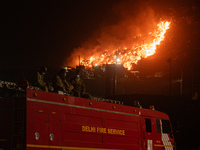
xmin=169 ymin=56 xmax=172 ymax=96
xmin=78 ymin=55 xmax=80 ymax=66
xmin=180 ymin=68 xmax=183 ymax=95
xmin=167 ymin=56 xmax=172 ymax=96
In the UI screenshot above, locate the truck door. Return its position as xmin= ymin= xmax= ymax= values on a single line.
xmin=141 ymin=117 xmax=154 ymax=150
xmin=153 ymin=118 xmax=174 ymax=150
xmin=48 ymin=112 xmax=61 ymax=149
xmin=34 ymin=111 xmax=61 ymax=150
xmin=34 ymin=112 xmax=49 ymax=150
xmin=141 ymin=117 xmax=171 ymax=150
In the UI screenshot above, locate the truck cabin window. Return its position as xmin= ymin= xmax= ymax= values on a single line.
xmin=162 ymin=120 xmax=171 ymax=134
xmin=145 ymin=118 xmax=152 ymax=132
xmin=156 ymin=119 xmax=161 ymax=133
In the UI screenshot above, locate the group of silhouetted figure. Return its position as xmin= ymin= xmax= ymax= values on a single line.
xmin=33 ymin=67 xmax=91 ymax=99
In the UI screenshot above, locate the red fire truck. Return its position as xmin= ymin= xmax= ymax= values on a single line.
xmin=0 ymin=80 xmax=175 ymax=150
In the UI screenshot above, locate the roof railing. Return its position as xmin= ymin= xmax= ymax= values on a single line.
xmin=0 ymin=80 xmax=123 ymax=105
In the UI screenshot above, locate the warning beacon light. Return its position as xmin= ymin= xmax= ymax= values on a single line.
xmin=150 ymin=105 xmax=155 ymax=110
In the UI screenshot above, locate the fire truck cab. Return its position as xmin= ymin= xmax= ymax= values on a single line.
xmin=0 ymin=80 xmax=175 ymax=150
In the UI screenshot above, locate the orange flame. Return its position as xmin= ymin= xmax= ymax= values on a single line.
xmin=80 ymin=21 xmax=170 ymax=70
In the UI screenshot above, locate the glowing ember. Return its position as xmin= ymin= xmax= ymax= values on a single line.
xmin=80 ymin=21 xmax=170 ymax=70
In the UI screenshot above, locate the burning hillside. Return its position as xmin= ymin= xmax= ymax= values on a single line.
xmin=82 ymin=21 xmax=170 ymax=70
xmin=65 ymin=1 xmax=171 ymax=70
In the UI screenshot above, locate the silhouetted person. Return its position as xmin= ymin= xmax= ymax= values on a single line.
xmin=34 ymin=66 xmax=49 ymax=92
xmin=70 ymin=70 xmax=91 ymax=99
xmin=53 ymin=68 xmax=73 ymax=94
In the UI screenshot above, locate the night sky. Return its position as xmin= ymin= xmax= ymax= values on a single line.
xmin=1 ymin=0 xmax=122 ymax=69
xmin=1 ymin=0 xmax=200 ymax=78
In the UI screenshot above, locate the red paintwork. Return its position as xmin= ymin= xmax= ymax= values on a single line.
xmin=0 ymin=88 xmax=175 ymax=150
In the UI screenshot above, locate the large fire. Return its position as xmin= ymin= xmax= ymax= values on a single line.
xmin=79 ymin=21 xmax=170 ymax=70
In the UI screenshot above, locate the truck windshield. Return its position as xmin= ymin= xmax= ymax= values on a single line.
xmin=162 ymin=120 xmax=171 ymax=134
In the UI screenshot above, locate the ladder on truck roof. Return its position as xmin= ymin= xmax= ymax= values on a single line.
xmin=0 ymin=80 xmax=41 ymax=97
xmin=92 ymin=97 xmax=123 ymax=105
xmin=0 ymin=80 xmax=41 ymax=91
